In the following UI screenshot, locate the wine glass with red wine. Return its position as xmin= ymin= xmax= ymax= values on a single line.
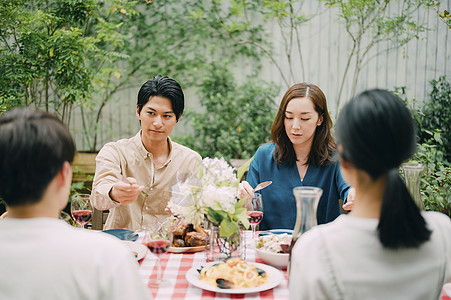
xmin=145 ymin=219 xmax=173 ymax=286
xmin=245 ymin=193 xmax=263 ymax=239
xmin=70 ymin=194 xmax=93 ymax=228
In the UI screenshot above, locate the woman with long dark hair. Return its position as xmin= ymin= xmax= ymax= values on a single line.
xmin=289 ymin=89 xmax=451 ymax=299
xmin=237 ymin=83 xmax=353 ymax=230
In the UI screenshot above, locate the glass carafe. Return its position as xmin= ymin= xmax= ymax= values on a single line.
xmin=401 ymin=163 xmax=425 ymax=210
xmin=288 ymin=186 xmax=322 ymax=275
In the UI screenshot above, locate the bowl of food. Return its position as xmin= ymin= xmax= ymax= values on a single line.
xmin=254 ymin=229 xmax=292 ymax=269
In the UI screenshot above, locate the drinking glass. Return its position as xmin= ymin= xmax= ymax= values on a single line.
xmin=70 ymin=194 xmax=93 ymax=228
xmin=144 ymin=219 xmax=173 ymax=287
xmin=245 ymin=193 xmax=263 ymax=239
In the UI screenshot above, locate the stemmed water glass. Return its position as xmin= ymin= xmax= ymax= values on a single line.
xmin=245 ymin=193 xmax=263 ymax=239
xmin=144 ymin=219 xmax=173 ymax=287
xmin=70 ymin=194 xmax=93 ymax=228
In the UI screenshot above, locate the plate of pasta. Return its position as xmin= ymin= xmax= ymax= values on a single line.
xmin=185 ymin=258 xmax=283 ymax=294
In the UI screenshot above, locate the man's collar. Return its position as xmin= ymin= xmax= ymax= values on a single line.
xmin=134 ymin=130 xmax=173 ymax=164
xmin=133 ymin=131 xmax=148 ymax=159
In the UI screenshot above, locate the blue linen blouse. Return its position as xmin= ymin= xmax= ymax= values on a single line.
xmin=246 ymin=143 xmax=350 ymax=231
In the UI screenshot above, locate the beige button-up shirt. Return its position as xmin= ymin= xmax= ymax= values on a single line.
xmin=90 ymin=131 xmax=201 ymax=230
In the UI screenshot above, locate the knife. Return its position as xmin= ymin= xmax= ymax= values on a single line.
xmin=254 ymin=181 xmax=272 ymax=192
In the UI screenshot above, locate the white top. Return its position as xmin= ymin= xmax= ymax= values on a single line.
xmin=0 ymin=218 xmax=152 ymax=300
xmin=289 ymin=211 xmax=451 ymax=300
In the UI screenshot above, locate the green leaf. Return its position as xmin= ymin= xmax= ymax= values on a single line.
xmin=433 ymin=131 xmax=443 ymax=144
xmin=234 ymin=207 xmax=246 ymax=215
xmin=237 ymin=157 xmax=253 ymax=182
xmin=206 ymin=207 xmax=226 ymax=225
xmin=235 ymin=209 xmax=250 ymax=229
xmin=219 ymin=217 xmax=239 ymax=237
xmin=237 ymin=194 xmax=248 ymax=208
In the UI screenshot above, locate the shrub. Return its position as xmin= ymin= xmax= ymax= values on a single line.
xmin=418 ymin=76 xmax=451 ymax=161
xmin=175 ymin=63 xmax=279 ymax=161
xmin=396 ymin=77 xmax=451 ymax=217
xmin=410 ymin=132 xmax=451 ymax=217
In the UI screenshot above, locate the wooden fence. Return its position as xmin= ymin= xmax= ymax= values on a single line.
xmin=70 ymin=0 xmax=451 ymax=151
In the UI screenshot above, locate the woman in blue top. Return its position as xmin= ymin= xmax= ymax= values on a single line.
xmin=237 ymin=83 xmax=354 ymax=230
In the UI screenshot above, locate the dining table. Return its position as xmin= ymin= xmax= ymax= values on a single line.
xmin=134 ymin=231 xmax=289 ymax=300
xmin=131 ymin=230 xmax=451 ymax=300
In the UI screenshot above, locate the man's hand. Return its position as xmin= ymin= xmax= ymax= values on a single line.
xmin=237 ymin=181 xmax=255 ymax=199
xmin=342 ymin=187 xmax=355 ymax=211
xmin=109 ymin=177 xmax=145 ymax=205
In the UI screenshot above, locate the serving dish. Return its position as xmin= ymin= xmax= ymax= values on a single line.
xmin=255 ymin=247 xmax=289 ymax=269
xmin=255 ymin=229 xmax=292 ymax=269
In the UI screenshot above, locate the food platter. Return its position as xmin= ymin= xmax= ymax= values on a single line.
xmin=185 ymin=262 xmax=283 ymax=294
xmin=168 ymin=245 xmax=205 ymax=253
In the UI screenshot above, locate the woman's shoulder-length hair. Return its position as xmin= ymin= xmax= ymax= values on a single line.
xmin=270 ymin=83 xmax=336 ymax=167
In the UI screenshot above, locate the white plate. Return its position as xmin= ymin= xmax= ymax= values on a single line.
xmin=185 ymin=261 xmax=283 ymax=294
xmin=258 ymin=229 xmax=293 ymax=237
xmin=122 ymin=241 xmax=147 ymax=260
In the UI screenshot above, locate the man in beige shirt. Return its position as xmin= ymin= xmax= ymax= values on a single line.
xmin=91 ymin=75 xmax=201 ymax=230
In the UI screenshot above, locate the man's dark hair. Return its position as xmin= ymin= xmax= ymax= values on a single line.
xmin=0 ymin=108 xmax=76 ymax=206
xmin=137 ymin=75 xmax=184 ymax=120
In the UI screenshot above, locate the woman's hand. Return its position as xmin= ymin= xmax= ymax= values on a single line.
xmin=237 ymin=181 xmax=255 ymax=199
xmin=342 ymin=187 xmax=355 ymax=211
xmin=109 ymin=177 xmax=145 ymax=205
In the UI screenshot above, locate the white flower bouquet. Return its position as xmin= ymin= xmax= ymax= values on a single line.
xmin=168 ymin=157 xmax=251 ymax=237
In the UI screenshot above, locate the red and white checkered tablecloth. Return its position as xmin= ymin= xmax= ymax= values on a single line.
xmin=135 ymin=232 xmax=451 ymax=300
xmin=136 ymin=232 xmax=289 ymax=300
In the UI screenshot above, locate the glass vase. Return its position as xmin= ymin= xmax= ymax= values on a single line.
xmin=401 ymin=163 xmax=425 ymax=210
xmin=204 ymin=221 xmax=246 ymax=262
xmin=288 ymin=186 xmax=322 ymax=275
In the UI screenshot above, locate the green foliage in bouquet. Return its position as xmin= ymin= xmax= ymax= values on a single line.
xmin=168 ymin=157 xmax=251 ymax=238
xmin=206 ymin=203 xmax=249 ymax=237
xmin=206 ymin=158 xmax=253 ymax=237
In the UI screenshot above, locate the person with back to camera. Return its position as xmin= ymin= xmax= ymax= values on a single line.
xmin=0 ymin=108 xmax=152 ymax=300
xmin=90 ymin=75 xmax=202 ymax=230
xmin=289 ymin=89 xmax=451 ymax=299
xmin=237 ymin=83 xmax=355 ymax=231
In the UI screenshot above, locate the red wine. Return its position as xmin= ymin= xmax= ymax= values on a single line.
xmin=147 ymin=239 xmax=170 ymax=254
xmin=247 ymin=211 xmax=263 ymax=225
xmin=72 ymin=210 xmax=92 ymax=225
